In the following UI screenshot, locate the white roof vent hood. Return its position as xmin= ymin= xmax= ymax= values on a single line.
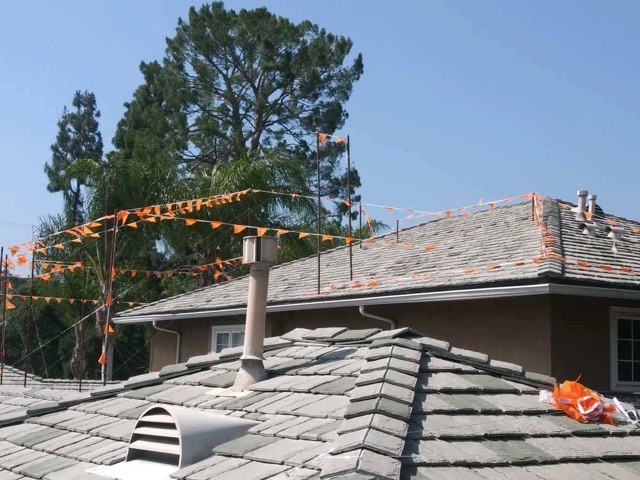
xmin=89 ymin=405 xmax=257 ymax=479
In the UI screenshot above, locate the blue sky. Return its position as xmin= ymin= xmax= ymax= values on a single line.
xmin=1 ymin=0 xmax=639 ymax=252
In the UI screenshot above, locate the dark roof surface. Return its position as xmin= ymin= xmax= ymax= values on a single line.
xmin=116 ymin=196 xmax=640 ymax=322
xmin=0 ymin=327 xmax=638 ymax=479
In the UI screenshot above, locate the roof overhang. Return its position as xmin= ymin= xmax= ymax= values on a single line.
xmin=114 ymin=283 xmax=640 ymax=325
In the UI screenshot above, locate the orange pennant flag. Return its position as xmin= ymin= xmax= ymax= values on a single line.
xmin=153 ymin=205 xmax=161 ymax=216
xmin=5 ymin=300 xmax=15 ymax=310
xmin=195 ymin=199 xmax=202 ymax=211
xmin=276 ymin=229 xmax=289 ymax=236
xmin=97 ymin=351 xmax=106 ymax=365
xmin=144 ymin=216 xmax=157 ymax=223
xmin=185 ymin=218 xmax=198 ymax=226
xmin=335 ymin=137 xmax=344 ymax=144
xmin=257 ymin=227 xmax=268 ymax=237
xmin=17 ymin=255 xmax=27 ymax=267
xmin=72 ymin=238 xmax=83 ymax=243
xmin=233 ymin=225 xmax=247 ymax=234
xmin=345 ymin=237 xmax=356 ymax=244
xmin=322 ymin=235 xmax=334 ymax=243
xmin=298 ymin=232 xmax=310 ymax=239
xmin=125 ymin=222 xmax=138 ymax=229
xmin=53 ymin=243 xmax=64 ymax=250
xmin=211 ymin=221 xmax=222 ymax=229
xmin=318 ymin=132 xmax=328 ymax=144
xmin=9 ymin=246 xmax=20 ymax=256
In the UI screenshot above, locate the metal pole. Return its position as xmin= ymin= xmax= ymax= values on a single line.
xmin=0 ymin=249 xmax=6 ymax=385
xmin=396 ymin=219 xmax=400 ymax=244
xmin=316 ymin=133 xmax=321 ymax=294
xmin=24 ymin=250 xmax=35 ymax=387
xmin=346 ymin=135 xmax=353 ymax=280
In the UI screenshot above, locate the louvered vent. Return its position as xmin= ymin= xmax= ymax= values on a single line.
xmin=126 ymin=405 xmax=258 ymax=469
xmin=127 ymin=407 xmax=180 ymax=466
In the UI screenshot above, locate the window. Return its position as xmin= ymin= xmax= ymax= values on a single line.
xmin=610 ymin=308 xmax=640 ymax=391
xmin=211 ymin=325 xmax=245 ymax=353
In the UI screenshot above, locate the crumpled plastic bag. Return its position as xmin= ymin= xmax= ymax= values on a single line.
xmin=539 ymin=377 xmax=639 ymax=425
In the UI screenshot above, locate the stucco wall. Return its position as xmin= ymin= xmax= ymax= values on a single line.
xmin=149 ymin=315 xmax=274 ymax=372
xmin=149 ymin=295 xmax=552 ymax=374
xmin=550 ymin=295 xmax=640 ymax=392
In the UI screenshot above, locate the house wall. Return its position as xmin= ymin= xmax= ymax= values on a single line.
xmin=550 ymin=294 xmax=640 ymax=392
xmin=149 ymin=315 xmax=274 ymax=372
xmin=149 ymin=295 xmax=553 ymax=374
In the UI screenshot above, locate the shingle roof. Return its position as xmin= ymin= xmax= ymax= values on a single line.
xmin=116 ymin=197 xmax=640 ymax=322
xmin=0 ymin=326 xmax=638 ymax=479
xmin=0 ymin=364 xmax=110 ymax=391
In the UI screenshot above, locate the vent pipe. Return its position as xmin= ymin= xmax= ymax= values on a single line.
xmin=233 ymin=236 xmax=278 ymax=390
xmin=588 ymin=194 xmax=598 ymax=217
xmin=572 ymin=190 xmax=588 ymax=221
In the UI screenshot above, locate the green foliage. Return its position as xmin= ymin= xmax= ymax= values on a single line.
xmin=45 ymin=91 xmax=103 ymax=226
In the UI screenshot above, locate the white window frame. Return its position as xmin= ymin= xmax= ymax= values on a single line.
xmin=211 ymin=324 xmax=245 ymax=353
xmin=610 ymin=307 xmax=640 ymax=392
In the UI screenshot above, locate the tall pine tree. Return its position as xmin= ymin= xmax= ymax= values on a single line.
xmin=45 ymin=90 xmax=103 ymax=226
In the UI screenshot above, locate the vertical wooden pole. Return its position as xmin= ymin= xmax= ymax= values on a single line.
xmin=102 ymin=213 xmax=119 ymax=385
xmin=346 ymin=135 xmax=353 ymax=280
xmin=316 ymin=133 xmax=321 ymax=294
xmin=359 ymin=201 xmax=363 ymax=249
xmin=396 ymin=219 xmax=400 ymax=243
xmin=79 ymin=253 xmax=87 ymax=392
xmin=0 ymin=249 xmax=5 ymax=385
xmin=24 ymin=250 xmax=35 ymax=387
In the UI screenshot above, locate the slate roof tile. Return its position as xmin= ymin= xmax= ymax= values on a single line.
xmin=3 ymin=325 xmax=640 ymax=479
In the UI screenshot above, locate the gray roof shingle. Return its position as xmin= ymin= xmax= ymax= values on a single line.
xmin=0 ymin=326 xmax=638 ymax=478
xmin=116 ymin=197 xmax=640 ymax=322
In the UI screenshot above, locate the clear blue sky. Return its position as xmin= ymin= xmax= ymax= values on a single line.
xmin=1 ymin=0 xmax=639 ymax=252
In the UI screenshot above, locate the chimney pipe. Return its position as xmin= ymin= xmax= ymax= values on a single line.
xmin=588 ymin=194 xmax=597 ymax=217
xmin=233 ymin=236 xmax=278 ymax=390
xmin=572 ymin=190 xmax=588 ymax=221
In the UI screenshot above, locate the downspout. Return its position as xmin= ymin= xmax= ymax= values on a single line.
xmin=152 ymin=320 xmax=181 ymax=364
xmin=359 ymin=305 xmax=396 ymax=330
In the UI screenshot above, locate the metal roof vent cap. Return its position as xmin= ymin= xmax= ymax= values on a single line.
xmin=571 ymin=190 xmax=588 ymax=221
xmin=127 ymin=405 xmax=258 ymax=468
xmin=605 ymin=225 xmax=624 ymax=242
xmin=233 ymin=236 xmax=279 ymax=390
xmin=579 ymin=222 xmax=597 ymax=238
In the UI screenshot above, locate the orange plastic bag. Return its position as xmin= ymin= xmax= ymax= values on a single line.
xmin=551 ymin=377 xmax=617 ymax=425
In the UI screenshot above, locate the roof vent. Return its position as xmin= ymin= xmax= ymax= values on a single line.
xmin=571 ymin=190 xmax=588 ymax=221
xmin=127 ymin=405 xmax=257 ymax=468
xmin=588 ymin=194 xmax=598 ymax=217
xmin=233 ymin=236 xmax=279 ymax=390
xmin=579 ymin=222 xmax=597 ymax=238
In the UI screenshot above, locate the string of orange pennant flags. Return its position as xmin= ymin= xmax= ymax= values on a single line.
xmin=4 ymin=189 xmax=251 ymax=261
xmin=32 ymin=258 xmax=242 ymax=281
xmin=3 ymin=294 xmax=145 ymax=310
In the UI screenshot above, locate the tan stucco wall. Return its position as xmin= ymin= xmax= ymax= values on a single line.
xmin=149 ymin=296 xmax=552 ymax=373
xmin=550 ymin=295 xmax=640 ymax=392
xmin=149 ymin=315 xmax=274 ymax=372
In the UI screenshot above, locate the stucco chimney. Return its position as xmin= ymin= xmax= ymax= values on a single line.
xmin=233 ymin=236 xmax=278 ymax=390
xmin=588 ymin=194 xmax=597 ymax=217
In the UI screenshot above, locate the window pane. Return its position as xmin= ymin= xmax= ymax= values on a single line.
xmin=215 ymin=332 xmax=230 ymax=353
xmin=634 ymin=362 xmax=640 ymax=382
xmin=619 ymin=319 xmax=632 ymax=339
xmin=619 ymin=361 xmax=633 ymax=382
xmin=634 ymin=341 xmax=640 ymax=362
xmin=232 ymin=332 xmax=245 ymax=348
xmin=619 ymin=340 xmax=632 ymax=360
xmin=634 ymin=320 xmax=640 ymax=341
